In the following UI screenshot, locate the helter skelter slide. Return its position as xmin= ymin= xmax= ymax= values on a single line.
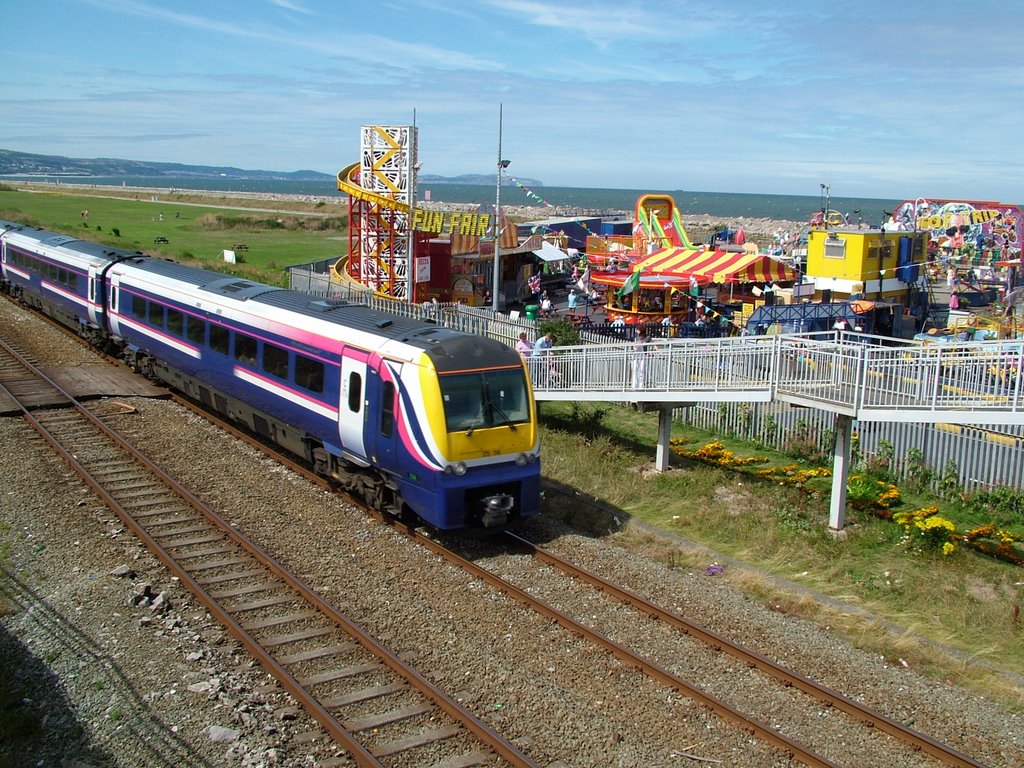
xmin=334 ymin=125 xmax=418 ymax=299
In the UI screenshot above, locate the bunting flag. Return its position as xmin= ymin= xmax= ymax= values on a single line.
xmin=617 ymin=268 xmax=642 ymax=298
xmin=528 ymin=273 xmax=542 ymax=294
xmin=508 ymin=175 xmax=556 ymax=208
xmin=576 ymin=266 xmax=591 ymax=292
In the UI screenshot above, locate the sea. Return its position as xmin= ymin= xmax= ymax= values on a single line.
xmin=4 ymin=175 xmax=903 ymax=226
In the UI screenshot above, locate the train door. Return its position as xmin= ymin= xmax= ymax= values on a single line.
xmin=338 ymin=350 xmax=369 ymax=463
xmin=365 ymin=363 xmax=399 ymax=468
xmin=87 ymin=265 xmax=101 ymax=326
xmin=107 ymin=274 xmax=123 ymax=336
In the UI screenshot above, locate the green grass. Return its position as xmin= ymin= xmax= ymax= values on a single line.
xmin=538 ymin=401 xmax=1024 ymax=709
xmin=0 ymin=185 xmax=349 ymax=286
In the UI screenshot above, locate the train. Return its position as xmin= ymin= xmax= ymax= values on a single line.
xmin=0 ymin=221 xmax=540 ymax=530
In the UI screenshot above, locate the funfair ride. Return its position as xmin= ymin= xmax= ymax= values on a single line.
xmin=587 ymin=194 xmax=793 ymax=326
xmin=337 ymin=125 xmax=494 ymax=302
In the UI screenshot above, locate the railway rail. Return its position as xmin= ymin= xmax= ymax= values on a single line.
xmin=0 ymin=334 xmax=536 ymax=768
xmin=0 ymin=297 xmax=1002 ymax=766
xmin=186 ymin=397 xmax=985 ymax=766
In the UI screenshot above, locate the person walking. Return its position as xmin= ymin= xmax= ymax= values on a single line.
xmin=567 ymin=288 xmax=578 ymax=312
xmin=631 ymin=328 xmax=650 ymax=389
xmin=949 ymin=287 xmax=960 ymax=311
xmin=515 ymin=332 xmax=533 ymax=357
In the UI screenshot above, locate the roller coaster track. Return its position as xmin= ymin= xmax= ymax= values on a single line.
xmin=0 ymin=333 xmax=537 ymax=768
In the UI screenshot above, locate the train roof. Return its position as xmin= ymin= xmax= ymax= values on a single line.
xmin=123 ymin=256 xmax=520 ymax=366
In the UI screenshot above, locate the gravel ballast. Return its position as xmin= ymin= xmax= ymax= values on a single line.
xmin=1 ymin=298 xmax=1021 ymax=767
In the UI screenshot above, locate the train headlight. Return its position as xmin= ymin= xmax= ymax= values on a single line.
xmin=515 ymin=453 xmax=528 ymax=466
xmin=451 ymin=461 xmax=467 ymax=476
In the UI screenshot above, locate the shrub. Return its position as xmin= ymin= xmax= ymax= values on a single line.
xmin=894 ymin=506 xmax=957 ymax=555
xmin=861 ymin=439 xmax=895 ymax=481
xmin=902 ymin=447 xmax=933 ymax=494
xmin=783 ymin=419 xmax=829 ymax=463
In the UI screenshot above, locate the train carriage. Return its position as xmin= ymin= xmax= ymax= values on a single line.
xmin=0 ymin=222 xmax=126 ymax=345
xmin=1 ymin=221 xmax=540 ymax=530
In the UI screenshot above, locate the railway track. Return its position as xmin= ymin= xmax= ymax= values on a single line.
xmin=0 ymin=297 xmax=1005 ymax=766
xmin=186 ymin=398 xmax=986 ymax=766
xmin=0 ymin=335 xmax=536 ymax=768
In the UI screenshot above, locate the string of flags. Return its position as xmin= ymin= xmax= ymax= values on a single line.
xmin=507 ymin=175 xmax=556 ymax=208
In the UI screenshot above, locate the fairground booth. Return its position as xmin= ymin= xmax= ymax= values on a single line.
xmin=586 ymin=194 xmax=794 ymax=329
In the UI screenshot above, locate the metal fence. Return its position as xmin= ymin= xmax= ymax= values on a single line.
xmin=289 ymin=263 xmax=1024 ymax=494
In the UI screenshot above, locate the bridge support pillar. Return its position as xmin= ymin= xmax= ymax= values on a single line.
xmin=654 ymin=404 xmax=675 ymax=472
xmin=828 ymin=413 xmax=853 ymax=534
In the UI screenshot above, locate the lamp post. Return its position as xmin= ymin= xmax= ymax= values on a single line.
xmin=492 ymin=104 xmax=507 ymax=313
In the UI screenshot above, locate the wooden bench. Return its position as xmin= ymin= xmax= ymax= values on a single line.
xmin=153 ymin=236 xmax=169 ymax=244
xmin=233 ymin=243 xmax=249 ymax=251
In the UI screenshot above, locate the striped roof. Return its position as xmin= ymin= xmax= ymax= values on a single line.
xmin=634 ymin=246 xmax=794 ymax=284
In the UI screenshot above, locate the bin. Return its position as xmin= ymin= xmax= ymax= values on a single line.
xmin=524 ymin=304 xmax=539 ymax=321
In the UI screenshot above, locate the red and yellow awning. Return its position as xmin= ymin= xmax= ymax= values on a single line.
xmin=633 ymin=246 xmax=794 ymax=284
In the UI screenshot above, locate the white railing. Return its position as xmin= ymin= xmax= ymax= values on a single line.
xmin=528 ymin=333 xmax=1024 ymax=422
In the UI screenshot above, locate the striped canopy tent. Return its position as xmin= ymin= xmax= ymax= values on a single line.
xmin=633 ymin=246 xmax=794 ymax=284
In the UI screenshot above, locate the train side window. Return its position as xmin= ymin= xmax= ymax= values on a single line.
xmin=209 ymin=323 xmax=229 ymax=355
xmin=58 ymin=268 xmax=68 ymax=286
xmin=347 ymin=372 xmax=362 ymax=413
xmin=234 ymin=333 xmax=257 ymax=366
xmin=380 ymin=381 xmax=395 ymax=438
xmin=109 ymin=286 xmax=119 ymax=313
xmin=263 ymin=343 xmax=289 ymax=379
xmin=132 ymin=295 xmax=146 ymax=320
xmin=167 ymin=308 xmax=183 ymax=337
xmin=295 ymin=354 xmax=324 ymax=393
xmin=69 ymin=272 xmax=77 ymax=290
xmin=148 ymin=301 xmax=165 ymax=328
xmin=186 ymin=316 xmax=205 ymax=346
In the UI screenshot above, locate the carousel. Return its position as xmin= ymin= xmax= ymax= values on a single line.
xmin=587 ymin=194 xmax=795 ymax=327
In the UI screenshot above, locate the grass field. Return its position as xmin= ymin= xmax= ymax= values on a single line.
xmin=0 ymin=184 xmax=349 ymax=285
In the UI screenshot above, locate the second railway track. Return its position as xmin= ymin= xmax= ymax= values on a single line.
xmin=0 ymin=335 xmax=535 ymax=768
xmin=2 ymin=295 xmax=1020 ymax=767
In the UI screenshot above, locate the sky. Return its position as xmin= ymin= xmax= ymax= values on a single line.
xmin=2 ymin=0 xmax=1022 ymax=201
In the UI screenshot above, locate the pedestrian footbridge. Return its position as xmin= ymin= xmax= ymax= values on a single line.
xmin=524 ymin=332 xmax=1024 ymax=531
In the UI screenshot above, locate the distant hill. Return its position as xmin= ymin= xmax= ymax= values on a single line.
xmin=0 ymin=149 xmax=542 ymax=186
xmin=0 ymin=149 xmax=332 ymax=181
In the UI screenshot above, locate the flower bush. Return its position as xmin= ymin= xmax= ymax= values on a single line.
xmin=846 ymin=475 xmax=901 ymax=513
xmin=669 ymin=440 xmax=1022 ymax=566
xmin=893 ymin=506 xmax=957 ymax=555
xmin=670 ymin=440 xmax=831 ymax=485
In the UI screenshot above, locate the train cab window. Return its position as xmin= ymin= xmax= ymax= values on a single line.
xmin=209 ymin=324 xmax=229 ymax=354
xmin=148 ymin=301 xmax=165 ymax=328
xmin=439 ymin=368 xmax=530 ymax=432
xmin=234 ymin=333 xmax=257 ymax=366
xmin=262 ymin=343 xmax=289 ymax=380
xmin=166 ymin=308 xmax=183 ymax=337
xmin=347 ymin=372 xmax=362 ymax=413
xmin=186 ymin=316 xmax=205 ymax=346
xmin=380 ymin=381 xmax=395 ymax=438
xmin=132 ymin=295 xmax=146 ymax=320
xmin=295 ymin=354 xmax=324 ymax=393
